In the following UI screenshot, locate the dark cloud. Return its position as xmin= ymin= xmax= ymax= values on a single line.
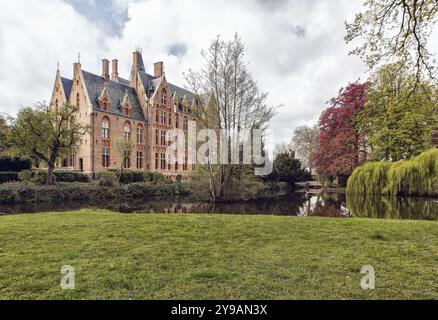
xmin=255 ymin=0 xmax=289 ymax=11
xmin=64 ymin=0 xmax=129 ymax=36
xmin=168 ymin=42 xmax=188 ymax=58
xmin=290 ymin=25 xmax=305 ymax=38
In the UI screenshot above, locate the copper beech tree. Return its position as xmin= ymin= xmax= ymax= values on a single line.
xmin=9 ymin=102 xmax=89 ymax=185
xmin=311 ymin=83 xmax=368 ymax=180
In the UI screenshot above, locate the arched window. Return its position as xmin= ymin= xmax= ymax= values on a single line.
xmin=102 ymin=117 xmax=110 ymax=140
xmin=161 ymin=88 xmax=167 ymax=106
xmin=124 ymin=122 xmax=131 ymax=141
xmin=136 ymin=124 xmax=143 ymax=144
xmin=102 ymin=147 xmax=110 ymax=168
xmin=103 ymin=101 xmax=108 ymax=111
xmin=55 ymin=99 xmax=59 ymax=113
xmin=76 ymin=93 xmax=80 ymax=108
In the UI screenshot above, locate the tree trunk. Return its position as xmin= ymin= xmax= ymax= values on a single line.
xmin=47 ymin=163 xmax=55 ymax=185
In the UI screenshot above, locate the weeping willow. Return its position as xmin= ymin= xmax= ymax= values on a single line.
xmin=346 ymin=149 xmax=438 ymax=196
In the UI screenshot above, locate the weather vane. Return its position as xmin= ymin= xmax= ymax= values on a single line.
xmin=78 ymin=52 xmax=81 ymax=64
xmin=57 ymin=62 xmax=60 ymax=71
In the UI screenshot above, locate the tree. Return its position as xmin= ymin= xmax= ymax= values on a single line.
xmin=0 ymin=115 xmax=9 ymax=153
xmin=9 ymin=103 xmax=89 ymax=185
xmin=345 ymin=0 xmax=438 ymax=81
xmin=185 ymin=34 xmax=278 ymax=202
xmin=355 ymin=63 xmax=438 ymax=161
xmin=291 ymin=125 xmax=318 ymax=173
xmin=270 ymin=148 xmax=311 ymax=185
xmin=311 ymin=83 xmax=367 ymax=178
xmin=115 ymin=138 xmax=134 ymax=183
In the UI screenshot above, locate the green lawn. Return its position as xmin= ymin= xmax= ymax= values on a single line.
xmin=0 ymin=210 xmax=437 ymax=300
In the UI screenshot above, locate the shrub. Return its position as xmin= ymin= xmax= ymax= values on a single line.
xmin=53 ymin=170 xmax=89 ymax=183
xmin=0 ymin=155 xmax=32 ymax=172
xmin=176 ymin=174 xmax=183 ymax=182
xmin=150 ymin=172 xmax=165 ymax=184
xmin=31 ymin=170 xmax=57 ymax=185
xmin=97 ymin=171 xmax=118 ymax=187
xmin=347 ymin=148 xmax=438 ymax=196
xmin=18 ymin=170 xmax=33 ymax=183
xmin=0 ymin=172 xmax=19 ymax=183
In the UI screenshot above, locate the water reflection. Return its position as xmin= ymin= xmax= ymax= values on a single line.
xmin=0 ymin=192 xmax=437 ymax=221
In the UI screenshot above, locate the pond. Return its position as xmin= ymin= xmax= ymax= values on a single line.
xmin=0 ymin=192 xmax=437 ymax=221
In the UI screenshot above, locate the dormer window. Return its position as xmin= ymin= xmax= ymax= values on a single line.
xmin=123 ymin=105 xmax=131 ymax=117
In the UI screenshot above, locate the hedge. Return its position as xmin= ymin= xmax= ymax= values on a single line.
xmin=99 ymin=169 xmax=165 ymax=184
xmin=15 ymin=170 xmax=89 ymax=184
xmin=0 ymin=172 xmax=19 ymax=183
xmin=53 ymin=170 xmax=89 ymax=183
xmin=0 ymin=182 xmax=191 ymax=204
xmin=0 ymin=155 xmax=31 ymax=172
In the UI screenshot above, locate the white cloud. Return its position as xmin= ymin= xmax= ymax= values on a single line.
xmin=0 ymin=0 xmax=105 ymax=115
xmin=2 ymin=0 xmax=435 ymax=146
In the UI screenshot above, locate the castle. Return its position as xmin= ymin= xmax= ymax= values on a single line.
xmin=50 ymin=50 xmax=201 ymax=179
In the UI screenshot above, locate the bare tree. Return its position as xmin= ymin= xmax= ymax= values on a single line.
xmin=345 ymin=0 xmax=438 ymax=82
xmin=291 ymin=125 xmax=319 ymax=173
xmin=185 ymin=34 xmax=279 ymax=202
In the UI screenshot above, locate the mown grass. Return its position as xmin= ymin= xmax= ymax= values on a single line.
xmin=0 ymin=210 xmax=437 ymax=300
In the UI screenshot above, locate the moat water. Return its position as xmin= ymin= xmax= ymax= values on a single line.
xmin=0 ymin=192 xmax=437 ymax=221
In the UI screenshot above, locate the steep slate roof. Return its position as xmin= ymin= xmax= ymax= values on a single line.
xmin=139 ymin=71 xmax=157 ymax=96
xmin=137 ymin=71 xmax=196 ymax=110
xmin=81 ymin=70 xmax=146 ymax=122
xmin=61 ymin=77 xmax=73 ymax=100
xmin=118 ymin=77 xmax=130 ymax=87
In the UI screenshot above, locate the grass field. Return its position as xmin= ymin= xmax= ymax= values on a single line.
xmin=0 ymin=210 xmax=437 ymax=300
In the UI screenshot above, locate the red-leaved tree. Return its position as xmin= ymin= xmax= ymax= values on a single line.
xmin=311 ymin=83 xmax=367 ymax=179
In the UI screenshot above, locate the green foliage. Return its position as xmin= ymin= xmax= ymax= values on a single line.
xmin=9 ymin=103 xmax=89 ymax=185
xmin=103 ymin=169 xmax=165 ymax=185
xmin=347 ymin=149 xmax=438 ymax=196
xmin=355 ymin=63 xmax=438 ymax=161
xmin=0 ymin=172 xmax=19 ymax=183
xmin=270 ymin=149 xmax=311 ymax=185
xmin=18 ymin=170 xmax=33 ymax=183
xmin=53 ymin=170 xmax=89 ymax=183
xmin=345 ymin=0 xmax=438 ymax=79
xmin=0 ymin=155 xmax=31 ymax=172
xmin=96 ymin=171 xmax=118 ymax=187
xmin=0 ymin=181 xmax=189 ymax=204
xmin=31 ymin=170 xmax=57 ymax=185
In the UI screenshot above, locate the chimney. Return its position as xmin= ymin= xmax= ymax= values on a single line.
xmin=102 ymin=59 xmax=110 ymax=83
xmin=133 ymin=51 xmax=142 ymax=70
xmin=111 ymin=59 xmax=119 ymax=82
xmin=154 ymin=61 xmax=164 ymax=77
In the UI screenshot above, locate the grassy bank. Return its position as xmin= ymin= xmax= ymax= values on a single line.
xmin=0 ymin=211 xmax=437 ymax=300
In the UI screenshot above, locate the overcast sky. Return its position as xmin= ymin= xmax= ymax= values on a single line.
xmin=0 ymin=0 xmax=392 ymax=145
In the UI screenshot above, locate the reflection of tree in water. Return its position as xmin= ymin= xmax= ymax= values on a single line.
xmin=1 ymin=193 xmax=436 ymax=221
xmin=300 ymin=193 xmax=351 ymax=218
xmin=346 ymin=193 xmax=438 ymax=220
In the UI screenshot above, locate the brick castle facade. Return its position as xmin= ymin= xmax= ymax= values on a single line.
xmin=50 ymin=50 xmax=202 ymax=179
